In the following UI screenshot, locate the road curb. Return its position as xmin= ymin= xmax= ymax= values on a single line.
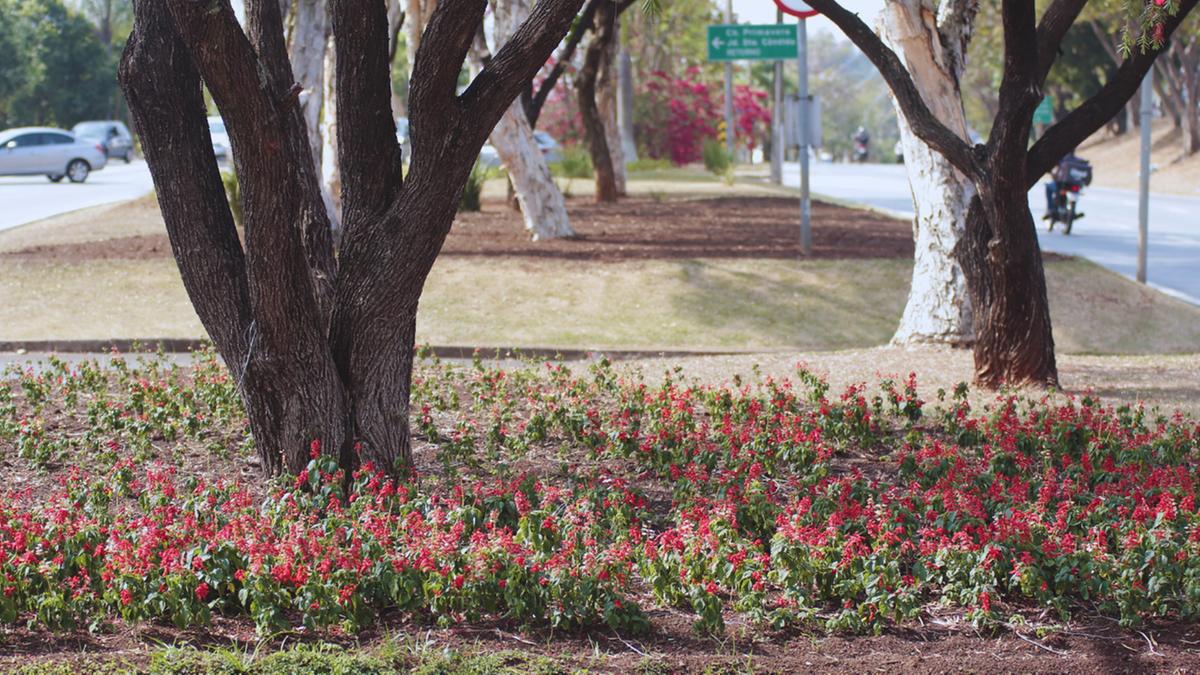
xmin=0 ymin=339 xmax=788 ymax=362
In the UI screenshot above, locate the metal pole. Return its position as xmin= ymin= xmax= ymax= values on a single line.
xmin=724 ymin=0 xmax=735 ymax=158
xmin=1137 ymin=69 xmax=1152 ymax=284
xmin=798 ymin=18 xmax=811 ymax=256
xmin=770 ymin=9 xmax=783 ymax=184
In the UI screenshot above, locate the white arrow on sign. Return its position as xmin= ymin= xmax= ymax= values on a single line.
xmin=711 ymin=36 xmax=725 ymax=49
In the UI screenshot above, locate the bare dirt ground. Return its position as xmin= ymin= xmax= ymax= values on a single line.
xmin=0 ymin=195 xmax=915 ymax=264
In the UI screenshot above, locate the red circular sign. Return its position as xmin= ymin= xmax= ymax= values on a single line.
xmin=773 ymin=0 xmax=820 ymax=18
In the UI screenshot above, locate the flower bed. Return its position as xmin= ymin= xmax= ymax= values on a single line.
xmin=0 ymin=351 xmax=1197 ymax=636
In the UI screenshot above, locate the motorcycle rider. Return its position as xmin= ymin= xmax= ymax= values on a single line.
xmin=852 ymin=126 xmax=870 ymax=161
xmin=1044 ymin=149 xmax=1087 ymax=220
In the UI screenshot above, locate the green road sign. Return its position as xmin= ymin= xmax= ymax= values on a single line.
xmin=707 ymin=24 xmax=799 ymax=62
xmin=1033 ymin=95 xmax=1053 ymax=125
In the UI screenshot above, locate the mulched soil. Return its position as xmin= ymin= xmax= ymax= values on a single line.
xmin=0 ymin=196 xmax=918 ymax=264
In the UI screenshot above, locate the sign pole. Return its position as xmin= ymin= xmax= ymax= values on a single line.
xmin=798 ymin=17 xmax=811 ymax=257
xmin=1137 ymin=69 xmax=1152 ymax=284
xmin=770 ymin=10 xmax=783 ymax=184
xmin=723 ymin=0 xmax=736 ymax=158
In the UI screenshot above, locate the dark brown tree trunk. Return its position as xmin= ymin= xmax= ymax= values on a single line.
xmin=576 ymin=1 xmax=618 ymax=203
xmin=120 ymin=0 xmax=585 ymax=478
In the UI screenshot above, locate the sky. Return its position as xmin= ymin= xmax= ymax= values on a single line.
xmin=730 ymin=0 xmax=886 ymax=39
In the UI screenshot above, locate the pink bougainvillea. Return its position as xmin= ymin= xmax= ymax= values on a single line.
xmin=635 ymin=68 xmax=771 ymax=165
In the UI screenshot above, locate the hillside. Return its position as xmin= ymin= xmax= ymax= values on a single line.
xmin=1076 ymin=118 xmax=1200 ymax=195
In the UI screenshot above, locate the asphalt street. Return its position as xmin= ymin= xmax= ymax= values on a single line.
xmin=0 ymin=159 xmax=156 ymax=233
xmin=784 ymin=161 xmax=1200 ymax=305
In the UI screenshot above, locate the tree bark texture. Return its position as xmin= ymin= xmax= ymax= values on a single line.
xmin=121 ymin=0 xmax=585 ymax=476
xmin=489 ymin=0 xmax=576 ymax=240
xmin=879 ymin=0 xmax=976 ymax=347
xmin=576 ymin=0 xmax=620 ymax=203
xmin=598 ymin=14 xmax=627 ymax=196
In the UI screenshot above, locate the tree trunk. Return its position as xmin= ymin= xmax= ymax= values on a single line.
xmin=320 ymin=37 xmax=342 ymax=224
xmin=488 ymin=0 xmax=575 ymax=239
xmin=122 ymin=0 xmax=585 ymax=477
xmin=577 ymin=1 xmax=619 ymax=203
xmin=1183 ymin=50 xmax=1200 ymax=156
xmin=288 ymin=0 xmax=340 ymax=230
xmin=879 ymin=0 xmax=975 ymax=346
xmin=959 ymin=187 xmax=1058 ymax=388
xmin=598 ymin=14 xmax=627 ymax=196
xmin=491 ymin=107 xmax=576 ymax=239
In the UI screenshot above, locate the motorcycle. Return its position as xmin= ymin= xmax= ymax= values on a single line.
xmin=1046 ymin=181 xmax=1085 ymax=235
xmin=1045 ymin=158 xmax=1092 ymax=235
xmin=852 ymin=141 xmax=869 ymax=163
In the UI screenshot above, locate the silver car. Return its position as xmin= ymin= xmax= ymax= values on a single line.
xmin=208 ymin=116 xmax=231 ymax=161
xmin=0 ymin=127 xmax=108 ymax=183
xmin=72 ymin=120 xmax=135 ymax=163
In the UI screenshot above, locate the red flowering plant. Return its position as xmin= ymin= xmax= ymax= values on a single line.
xmin=3 ymin=351 xmax=1200 ymax=638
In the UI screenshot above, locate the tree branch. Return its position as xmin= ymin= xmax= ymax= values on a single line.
xmin=1034 ymin=0 xmax=1089 ymax=86
xmin=331 ymin=0 xmax=404 ymax=238
xmin=119 ymin=0 xmax=252 ymax=378
xmin=404 ymin=0 xmax=488 ymax=177
xmin=805 ymin=0 xmax=983 ymax=178
xmin=460 ymin=0 xmax=588 ymax=153
xmin=936 ymin=0 xmax=979 ymax=75
xmin=164 ymin=0 xmax=334 ymax=339
xmin=526 ymin=0 xmax=600 ymax=126
xmin=1026 ymin=0 xmax=1200 ymax=185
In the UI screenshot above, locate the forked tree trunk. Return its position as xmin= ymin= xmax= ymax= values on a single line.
xmin=577 ymin=1 xmax=619 ymax=203
xmin=879 ymin=0 xmax=975 ymax=346
xmin=489 ymin=0 xmax=575 ymax=239
xmin=121 ymin=0 xmax=584 ymax=475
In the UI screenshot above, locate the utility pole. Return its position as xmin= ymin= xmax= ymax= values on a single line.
xmin=1137 ymin=70 xmax=1153 ymax=284
xmin=770 ymin=8 xmax=783 ymax=184
xmin=724 ymin=0 xmax=735 ymax=158
xmin=797 ymin=17 xmax=811 ymax=256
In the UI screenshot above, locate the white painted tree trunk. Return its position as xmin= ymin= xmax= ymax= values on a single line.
xmin=319 ymin=36 xmax=341 ymax=225
xmin=598 ymin=18 xmax=627 ymax=196
xmin=489 ymin=0 xmax=575 ymax=240
xmin=288 ymin=0 xmax=339 ymax=230
xmin=405 ymin=0 xmax=436 ymax=72
xmin=879 ymin=0 xmax=976 ymax=346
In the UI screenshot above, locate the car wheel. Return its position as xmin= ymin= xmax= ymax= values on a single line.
xmin=47 ymin=174 xmax=64 ymax=183
xmin=123 ymin=151 xmax=132 ymax=164
xmin=67 ymin=159 xmax=90 ymax=183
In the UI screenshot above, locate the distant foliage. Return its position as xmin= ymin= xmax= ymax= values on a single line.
xmin=0 ymin=0 xmax=122 ymax=128
xmin=458 ymin=160 xmax=488 ymax=212
xmin=635 ymin=69 xmax=771 ymax=166
xmin=553 ymin=145 xmax=594 ymax=179
xmin=701 ymin=138 xmax=732 ymax=177
xmin=220 ymin=169 xmax=242 ymax=227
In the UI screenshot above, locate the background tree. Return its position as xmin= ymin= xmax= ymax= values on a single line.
xmin=474 ymin=0 xmax=576 ymax=240
xmin=1 ymin=0 xmax=119 ymax=128
xmin=879 ymin=0 xmax=978 ymax=348
xmin=806 ymin=0 xmax=1198 ymax=388
xmin=119 ymin=0 xmax=584 ymax=477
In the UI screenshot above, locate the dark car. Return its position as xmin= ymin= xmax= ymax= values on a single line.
xmin=72 ymin=120 xmax=135 ymax=163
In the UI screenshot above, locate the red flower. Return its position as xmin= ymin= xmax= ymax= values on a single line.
xmin=195 ymin=582 xmax=210 ymax=601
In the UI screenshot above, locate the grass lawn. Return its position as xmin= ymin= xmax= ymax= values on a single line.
xmin=1 ymin=169 xmax=1197 ymax=356
xmin=3 ymin=252 xmax=1198 ymax=356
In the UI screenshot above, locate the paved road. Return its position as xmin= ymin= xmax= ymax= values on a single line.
xmin=0 ymin=159 xmax=155 ymax=233
xmin=784 ymin=161 xmax=1200 ymax=305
